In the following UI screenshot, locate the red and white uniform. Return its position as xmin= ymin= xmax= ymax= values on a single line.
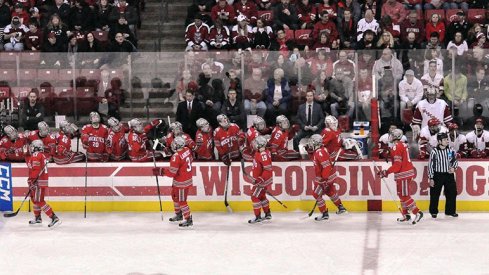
xmin=384 ymin=141 xmax=420 ymax=216
xmin=412 ymin=99 xmax=452 ymax=128
xmin=27 ymin=131 xmax=57 ymax=160
xmin=311 ymin=147 xmax=343 ymax=214
xmin=267 ymin=126 xmax=300 ymax=161
xmin=449 ymin=133 xmax=469 ymax=159
xmin=321 ymin=128 xmax=359 ymax=160
xmin=185 ymin=22 xmax=210 ymax=49
xmin=194 ymin=129 xmax=214 ymax=161
xmin=378 ymin=133 xmax=408 ymax=159
xmin=27 ymin=151 xmax=54 ymax=219
xmin=81 ymin=124 xmax=109 ymax=161
xmin=214 ymin=123 xmax=245 ymax=160
xmin=127 ymin=125 xmax=160 ymax=162
xmin=241 ymin=126 xmax=272 ymax=161
xmin=54 ymin=131 xmax=85 ymax=165
xmin=208 ymin=25 xmax=230 ymax=48
xmin=165 ymin=133 xmax=196 ymax=153
xmin=418 ymin=126 xmax=448 ymax=159
xmin=0 ymin=133 xmax=28 ymax=162
xmin=106 ymin=126 xmax=129 ymax=161
xmin=250 ymin=149 xmax=273 ymax=217
xmin=465 ymin=130 xmax=489 ymax=158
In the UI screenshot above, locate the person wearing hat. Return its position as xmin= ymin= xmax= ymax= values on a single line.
xmin=465 ymin=117 xmax=489 ymax=158
xmin=3 ymin=16 xmax=29 ymax=51
xmin=470 ymin=32 xmax=489 ymax=49
xmin=12 ymin=3 xmax=30 ymax=25
xmin=231 ymin=14 xmax=253 ymax=50
xmin=398 ymin=69 xmax=424 ymax=111
xmin=211 ymin=0 xmax=235 ymax=26
xmin=446 ymin=10 xmax=472 ymax=42
xmin=428 ymin=132 xmax=459 ymax=218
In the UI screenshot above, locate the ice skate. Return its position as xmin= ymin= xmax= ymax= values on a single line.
xmin=336 ymin=204 xmax=347 ymax=215
xmin=412 ymin=211 xmax=424 ymax=225
xmin=397 ymin=214 xmax=411 ymax=223
xmin=179 ymin=216 xmax=193 ymax=228
xmin=264 ymin=211 xmax=272 ymax=220
xmin=29 ymin=215 xmax=42 ymax=225
xmin=48 ymin=214 xmax=61 ymax=228
xmin=248 ymin=215 xmax=263 ymax=224
xmin=315 ymin=211 xmax=329 ymax=221
xmin=169 ymin=212 xmax=183 ymax=222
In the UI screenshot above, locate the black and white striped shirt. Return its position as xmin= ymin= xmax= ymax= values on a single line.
xmin=428 ymin=146 xmax=458 ymax=179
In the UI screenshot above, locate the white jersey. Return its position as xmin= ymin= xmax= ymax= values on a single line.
xmin=421 ymin=73 xmax=444 ymax=90
xmin=419 ymin=125 xmax=449 ymax=151
xmin=356 ymin=18 xmax=380 ymax=41
xmin=465 ymin=130 xmax=489 ymax=151
xmin=449 ymin=133 xmax=467 ymax=152
xmin=412 ymin=99 xmax=452 ymax=128
xmin=379 ymin=133 xmax=408 ymax=148
xmin=398 ymin=77 xmax=424 ymax=105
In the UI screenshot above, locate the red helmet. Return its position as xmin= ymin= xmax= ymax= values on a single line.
xmin=428 ymin=118 xmax=440 ymax=127
xmin=476 ymin=118 xmax=485 ymax=125
xmin=448 ymin=122 xmax=459 ymax=131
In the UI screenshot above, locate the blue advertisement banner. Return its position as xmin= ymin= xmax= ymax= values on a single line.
xmin=0 ymin=163 xmax=13 ymax=211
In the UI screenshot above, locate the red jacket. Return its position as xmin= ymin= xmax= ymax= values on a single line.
xmin=425 ymin=22 xmax=446 ymax=43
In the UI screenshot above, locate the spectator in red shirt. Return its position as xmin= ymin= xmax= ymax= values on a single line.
xmin=296 ymin=0 xmax=317 ymax=30
xmin=381 ymin=0 xmax=408 ymax=25
xmin=11 ymin=3 xmax=30 ymax=25
xmin=211 ymin=0 xmax=236 ymax=26
xmin=234 ymin=0 xmax=258 ymax=25
xmin=312 ymin=10 xmax=339 ymax=42
xmin=425 ymin=13 xmax=446 ymax=44
xmin=317 ymin=0 xmax=337 ymax=21
xmin=185 ymin=14 xmax=210 ymax=51
xmin=25 ymin=21 xmax=43 ymax=51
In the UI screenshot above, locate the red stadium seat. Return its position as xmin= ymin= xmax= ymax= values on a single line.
xmin=257 ymin=10 xmax=273 ymax=24
xmin=37 ymin=69 xmax=59 ymax=82
xmin=91 ymin=31 xmax=109 ymax=42
xmin=425 ymin=9 xmax=445 ymax=22
xmin=468 ymin=9 xmax=486 ymax=24
xmin=108 ymin=69 xmax=124 ymax=81
xmin=58 ymin=69 xmax=80 ymax=85
xmin=55 ymin=87 xmax=73 ymax=96
xmin=76 ymin=87 xmax=98 ymax=115
xmin=0 ymin=69 xmax=16 ymax=83
xmin=80 ymin=69 xmax=101 ymax=81
xmin=285 ymin=29 xmax=294 ymax=41
xmin=445 ymin=9 xmax=462 ymax=24
xmin=17 ymin=69 xmax=37 ymax=85
xmin=40 ymin=86 xmax=57 ymax=116
xmin=0 ymin=86 xmax=10 ymax=100
xmin=11 ymin=87 xmax=31 ymax=100
xmin=0 ymin=52 xmax=17 ymax=63
xmin=20 ymin=52 xmax=41 ymax=63
xmin=54 ymin=87 xmax=74 ymax=115
xmin=294 ymin=29 xmax=312 ymax=46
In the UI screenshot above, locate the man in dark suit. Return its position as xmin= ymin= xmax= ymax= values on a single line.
xmin=176 ymin=90 xmax=203 ymax=139
xmin=293 ymin=90 xmax=324 ymax=151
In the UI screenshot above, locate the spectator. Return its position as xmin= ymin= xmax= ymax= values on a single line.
xmin=292 ymin=90 xmax=324 ymax=151
xmin=467 ymin=67 xmax=489 ymax=112
xmin=221 ymin=89 xmax=246 ymax=130
xmin=337 ymin=9 xmax=357 ymax=49
xmin=399 ymin=69 xmax=424 ymax=111
xmin=175 ymin=69 xmax=197 ymax=102
xmin=234 ymin=0 xmax=258 ymax=25
xmin=470 ymin=33 xmax=489 ymax=49
xmin=423 ymin=49 xmax=444 ymax=76
xmin=446 ymin=11 xmax=472 ymax=43
xmin=380 ymin=15 xmax=400 ymax=40
xmin=400 ymin=10 xmax=425 ymax=45
xmin=110 ymin=14 xmax=137 ymax=47
xmin=0 ymin=0 xmax=11 ymax=30
xmin=44 ymin=14 xmax=69 ymax=47
xmin=80 ymin=32 xmax=105 ymax=68
xmin=467 ymin=23 xmax=485 ymax=45
xmin=244 ymin=68 xmax=267 ymax=117
xmin=372 ymin=48 xmax=404 ymax=80
xmin=211 ymin=0 xmax=236 ymax=26
xmin=424 ymin=0 xmax=447 ymax=10
xmin=24 ymin=21 xmax=43 ymax=51
xmin=333 ymin=50 xmax=356 ymax=80
xmin=356 ymin=28 xmax=377 ymax=50
xmin=317 ymin=0 xmax=337 ymax=21
xmin=256 ymin=0 xmax=272 ymax=11
xmin=209 ymin=18 xmax=230 ymax=50
xmin=357 ymin=67 xmax=373 ymax=120
xmin=102 ymin=32 xmax=134 ymax=70
xmin=29 ymin=7 xmax=42 ymax=28
xmin=421 ymin=59 xmax=445 ymax=95
xmin=21 ymin=90 xmax=45 ymax=131
xmin=69 ymin=0 xmax=94 ymax=32
xmin=265 ymin=68 xmax=291 ymax=121
xmin=94 ymin=0 xmax=113 ymax=32
xmin=252 ymin=18 xmax=272 ymax=49
xmin=357 ymin=51 xmax=375 ymax=73
xmin=381 ymin=0 xmax=408 ymax=25
xmin=185 ymin=14 xmax=209 ymax=52
xmin=447 ymin=32 xmax=468 ymax=56
xmin=313 ymin=72 xmax=335 ymax=115
xmin=224 ymin=69 xmax=243 ymax=102
xmin=403 ymin=0 xmax=422 ymax=10
xmin=273 ymin=0 xmax=299 ymax=30
xmin=269 ymin=29 xmax=296 ymax=58
xmin=356 ymin=9 xmax=379 ymax=42
xmin=312 ymin=32 xmax=332 ymax=51
xmin=378 ymin=70 xmax=397 ymax=127
xmin=464 ymin=104 xmax=489 ymax=129
xmin=12 ymin=3 xmax=30 ymax=25
xmin=109 ymin=0 xmax=138 ymax=37
xmin=425 ymin=14 xmax=445 ymax=44
xmin=444 ymin=69 xmax=468 ymax=112
xmin=3 ymin=16 xmax=29 ymax=51
xmin=296 ymin=0 xmax=317 ymax=30
xmin=359 ymin=0 xmax=377 ymax=18
xmin=376 ymin=30 xmax=399 ymax=50
xmin=337 ymin=0 xmax=361 ymax=23
xmin=312 ymin=10 xmax=339 ymax=42
xmin=176 ymin=89 xmax=203 ymax=139
xmin=41 ymin=32 xmax=65 ymax=67
xmin=329 ymin=68 xmax=354 ymax=117
xmin=185 ymin=0 xmax=213 ymax=27
xmin=104 ymin=77 xmax=126 ymax=120
xmin=308 ymin=49 xmax=334 ymax=78
xmin=231 ymin=15 xmax=253 ymax=50
xmin=400 ymin=32 xmax=423 ymax=72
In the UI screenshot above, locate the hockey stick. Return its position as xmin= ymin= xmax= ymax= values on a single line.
xmin=4 ymin=162 xmax=48 ymax=218
xmin=84 ymin=153 xmax=88 ymax=218
xmin=152 ymin=139 xmax=164 ymax=221
xmin=371 ymin=159 xmax=406 ymax=219
xmin=240 ymin=158 xmax=287 ymax=209
xmin=224 ymin=155 xmax=232 ymax=213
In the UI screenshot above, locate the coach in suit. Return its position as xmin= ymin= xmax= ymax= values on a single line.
xmin=176 ymin=89 xmax=203 ymax=139
xmin=293 ymin=90 xmax=324 ymax=151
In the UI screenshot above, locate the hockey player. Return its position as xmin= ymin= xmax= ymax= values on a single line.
xmin=26 ymin=140 xmax=61 ymax=228
xmin=447 ymin=122 xmax=468 ymax=158
xmin=127 ymin=118 xmax=165 ymax=162
xmin=0 ymin=125 xmax=28 ymax=162
xmin=378 ymin=124 xmax=408 ymax=160
xmin=194 ymin=118 xmax=214 ymax=161
xmin=309 ymin=134 xmax=347 ymax=221
xmin=411 ymin=86 xmax=452 ymax=140
xmin=242 ymin=116 xmax=271 ymax=161
xmin=321 ymin=116 xmax=361 ymax=160
xmin=378 ymin=129 xmax=424 ymax=224
xmin=54 ymin=121 xmax=86 ymax=165
xmin=247 ymin=135 xmax=273 ymax=224
xmin=27 ymin=121 xmax=57 ymax=161
xmin=465 ymin=118 xmax=489 ymax=159
xmin=81 ymin=112 xmax=109 ymax=161
xmin=267 ymin=115 xmax=301 ymax=161
xmin=153 ymin=136 xmax=194 ymax=227
xmin=213 ymin=114 xmax=245 ymax=165
xmin=164 ymin=121 xmax=196 ymax=154
xmin=418 ymin=118 xmax=448 ymax=159
xmin=106 ymin=117 xmax=129 ymax=161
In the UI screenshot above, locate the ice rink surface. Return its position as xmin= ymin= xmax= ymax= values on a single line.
xmin=1 ymin=211 xmax=489 ymax=275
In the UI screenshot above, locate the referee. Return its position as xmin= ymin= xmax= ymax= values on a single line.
xmin=428 ymin=132 xmax=458 ymax=218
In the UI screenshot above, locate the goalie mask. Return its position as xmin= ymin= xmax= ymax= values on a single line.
xmin=38 ymin=121 xmax=50 ymax=137
xmin=253 ymin=116 xmax=266 ymax=131
xmin=89 ymin=112 xmax=101 ymax=125
xmin=276 ymin=115 xmax=290 ymax=130
xmin=217 ymin=114 xmax=230 ymax=129
xmin=253 ymin=135 xmax=268 ymax=150
xmin=325 ymin=115 xmax=338 ymax=131
xmin=196 ymin=118 xmax=210 ymax=133
xmin=4 ymin=125 xmax=18 ymax=140
xmin=389 ymin=128 xmax=404 ymax=143
xmin=426 ymin=87 xmax=437 ymax=104
xmin=129 ymin=118 xmax=144 ymax=133
xmin=171 ymin=136 xmax=186 ymax=152
xmin=170 ymin=122 xmax=183 ymax=136
xmin=475 ymin=118 xmax=484 ymax=135
xmin=428 ymin=118 xmax=440 ymax=135
xmin=308 ymin=134 xmax=323 ymax=150
xmin=108 ymin=117 xmax=122 ymax=132
xmin=29 ymin=139 xmax=44 ymax=154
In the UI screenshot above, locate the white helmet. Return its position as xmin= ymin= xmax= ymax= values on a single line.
xmin=325 ymin=115 xmax=338 ymax=131
xmin=426 ymin=86 xmax=437 ymax=103
xmin=308 ymin=134 xmax=323 ymax=150
xmin=276 ymin=115 xmax=290 ymax=130
xmin=170 ymin=122 xmax=183 ymax=136
xmin=129 ymin=118 xmax=144 ymax=133
xmin=4 ymin=125 xmax=18 ymax=140
xmin=253 ymin=116 xmax=266 ymax=131
xmin=59 ymin=120 xmax=69 ymax=131
xmin=217 ymin=114 xmax=230 ymax=128
xmin=29 ymin=139 xmax=44 ymax=154
xmin=171 ymin=136 xmax=186 ymax=152
xmin=343 ymin=138 xmax=358 ymax=150
xmin=108 ymin=117 xmax=122 ymax=132
xmin=196 ymin=118 xmax=210 ymax=133
xmin=38 ymin=121 xmax=50 ymax=137
xmin=389 ymin=128 xmax=403 ymax=142
xmin=253 ymin=135 xmax=268 ymax=150
xmin=90 ymin=111 xmax=101 ymax=125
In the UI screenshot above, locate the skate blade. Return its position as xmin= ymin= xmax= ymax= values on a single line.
xmin=336 ymin=211 xmax=348 ymax=215
xmin=48 ymin=220 xmax=62 ymax=229
xmin=29 ymin=223 xmax=43 ymax=227
xmin=178 ymin=225 xmax=194 ymax=230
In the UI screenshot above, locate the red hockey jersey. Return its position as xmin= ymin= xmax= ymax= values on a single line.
xmin=26 ymin=151 xmax=48 ymax=187
xmin=165 ymin=133 xmax=196 ymax=152
xmin=81 ymin=124 xmax=109 ymax=160
xmin=268 ymin=126 xmax=289 ymax=153
xmin=165 ymin=147 xmax=194 ymax=188
xmin=194 ymin=129 xmax=214 ymax=160
xmin=213 ymin=123 xmax=245 ymax=159
xmin=252 ymin=149 xmax=273 ymax=187
xmin=0 ymin=133 xmax=28 ymax=162
xmin=107 ymin=126 xmax=129 ymax=161
xmin=312 ymin=147 xmax=336 ymax=183
xmin=386 ymin=141 xmax=416 ymax=181
xmin=27 ymin=130 xmax=57 ymax=159
xmin=321 ymin=128 xmax=342 ymax=158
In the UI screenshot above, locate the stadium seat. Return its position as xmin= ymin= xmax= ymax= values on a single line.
xmin=40 ymin=86 xmax=57 ymax=116
xmin=91 ymin=31 xmax=109 ymax=42
xmin=0 ymin=69 xmax=16 ymax=84
xmin=54 ymin=88 xmax=74 ymax=116
xmin=17 ymin=69 xmax=37 ymax=86
xmin=445 ymin=9 xmax=462 ymax=24
xmin=37 ymin=69 xmax=59 ymax=83
xmin=108 ymin=69 xmax=124 ymax=81
xmin=294 ymin=29 xmax=312 ymax=46
xmin=0 ymin=52 xmax=17 ymax=62
xmin=58 ymin=69 xmax=80 ymax=86
xmin=76 ymin=87 xmax=98 ymax=116
xmin=81 ymin=69 xmax=101 ymax=81
xmin=11 ymin=87 xmax=31 ymax=99
xmin=425 ymin=9 xmax=445 ymax=22
xmin=468 ymin=9 xmax=486 ymax=24
xmin=20 ymin=52 xmax=41 ymax=63
xmin=257 ymin=10 xmax=273 ymax=24
xmin=285 ymin=29 xmax=294 ymax=41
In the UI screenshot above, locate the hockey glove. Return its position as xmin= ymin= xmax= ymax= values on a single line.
xmin=377 ymin=170 xmax=388 ymax=178
xmin=221 ymin=154 xmax=231 ymax=166
xmin=152 ymin=167 xmax=165 ymax=176
xmin=28 ymin=179 xmax=38 ymax=191
xmin=151 ymin=119 xmax=163 ymax=127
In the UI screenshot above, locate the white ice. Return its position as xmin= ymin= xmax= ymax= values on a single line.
xmin=1 ymin=212 xmax=489 ymax=275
